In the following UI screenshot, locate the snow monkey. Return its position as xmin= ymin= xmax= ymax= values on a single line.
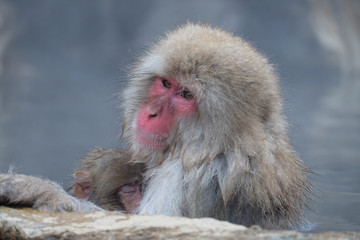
xmin=0 ymin=23 xmax=311 ymax=230
xmin=0 ymin=148 xmax=144 ymax=213
xmin=68 ymin=147 xmax=144 ymax=212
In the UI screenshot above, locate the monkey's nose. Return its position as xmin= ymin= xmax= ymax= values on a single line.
xmin=146 ymin=103 xmax=162 ymax=117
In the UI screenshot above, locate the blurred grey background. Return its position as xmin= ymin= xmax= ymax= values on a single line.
xmin=0 ymin=0 xmax=359 ymax=232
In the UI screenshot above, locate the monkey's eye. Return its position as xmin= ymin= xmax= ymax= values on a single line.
xmin=162 ymin=79 xmax=171 ymax=89
xmin=179 ymin=90 xmax=194 ymax=99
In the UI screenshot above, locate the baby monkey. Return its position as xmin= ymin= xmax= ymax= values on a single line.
xmin=69 ymin=147 xmax=144 ymax=213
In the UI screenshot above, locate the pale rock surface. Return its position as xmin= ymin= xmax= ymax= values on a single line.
xmin=0 ymin=206 xmax=359 ymax=239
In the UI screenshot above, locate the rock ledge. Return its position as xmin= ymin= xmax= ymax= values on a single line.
xmin=0 ymin=206 xmax=358 ymax=239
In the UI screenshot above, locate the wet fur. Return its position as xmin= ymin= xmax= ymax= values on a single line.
xmin=69 ymin=147 xmax=144 ymax=211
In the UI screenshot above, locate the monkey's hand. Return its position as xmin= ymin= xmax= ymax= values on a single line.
xmin=0 ymin=174 xmax=103 ymax=213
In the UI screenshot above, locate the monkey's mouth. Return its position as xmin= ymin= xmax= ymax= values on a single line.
xmin=135 ymin=129 xmax=168 ymax=149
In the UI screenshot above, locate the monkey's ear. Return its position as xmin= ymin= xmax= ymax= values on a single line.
xmin=74 ymin=171 xmax=93 ymax=200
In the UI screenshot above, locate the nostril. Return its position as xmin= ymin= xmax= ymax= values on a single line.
xmin=146 ymin=103 xmax=161 ymax=118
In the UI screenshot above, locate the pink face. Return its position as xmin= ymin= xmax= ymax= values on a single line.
xmin=135 ymin=77 xmax=197 ymax=149
xmin=118 ymin=184 xmax=142 ymax=213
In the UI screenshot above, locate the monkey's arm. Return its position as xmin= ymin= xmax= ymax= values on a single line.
xmin=0 ymin=174 xmax=103 ymax=213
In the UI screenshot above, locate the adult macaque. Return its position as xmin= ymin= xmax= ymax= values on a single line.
xmin=122 ymin=23 xmax=311 ymax=230
xmin=0 ymin=23 xmax=311 ymax=230
xmin=69 ymin=147 xmax=144 ymax=212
